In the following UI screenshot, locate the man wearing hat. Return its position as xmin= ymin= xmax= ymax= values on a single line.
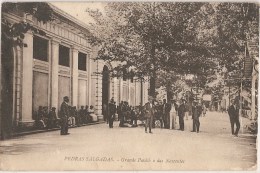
xmin=191 ymin=100 xmax=200 ymax=133
xmin=60 ymin=96 xmax=70 ymax=135
xmin=108 ymin=98 xmax=116 ymax=128
xmin=228 ymin=99 xmax=240 ymax=136
xmin=162 ymin=99 xmax=171 ymax=128
xmin=143 ymin=96 xmax=155 ymax=133
xmin=178 ymin=99 xmax=186 ymax=131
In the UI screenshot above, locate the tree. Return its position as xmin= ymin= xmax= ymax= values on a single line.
xmin=196 ymin=3 xmax=258 ymax=101
xmin=86 ymin=2 xmax=213 ymax=97
xmin=2 ymin=2 xmax=54 ymax=47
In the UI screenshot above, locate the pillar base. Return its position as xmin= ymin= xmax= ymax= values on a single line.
xmin=97 ymin=114 xmax=104 ymax=121
xmin=18 ymin=120 xmax=35 ymax=131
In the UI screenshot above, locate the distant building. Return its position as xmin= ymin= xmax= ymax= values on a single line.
xmin=1 ymin=4 xmax=149 ymax=139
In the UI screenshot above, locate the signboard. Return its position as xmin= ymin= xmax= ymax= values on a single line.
xmin=203 ymin=94 xmax=211 ymax=101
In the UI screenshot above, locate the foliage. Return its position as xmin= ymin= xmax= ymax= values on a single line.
xmin=86 ymin=2 xmax=258 ymax=98
xmin=2 ymin=2 xmax=54 ymax=46
xmin=86 ymin=2 xmax=215 ymax=96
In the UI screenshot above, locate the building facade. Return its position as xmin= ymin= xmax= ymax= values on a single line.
xmin=1 ymin=5 xmax=149 ymax=138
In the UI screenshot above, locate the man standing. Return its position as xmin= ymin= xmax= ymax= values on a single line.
xmin=162 ymin=99 xmax=167 ymax=128
xmin=108 ymin=98 xmax=116 ymax=128
xmin=163 ymin=99 xmax=171 ymax=129
xmin=118 ymin=101 xmax=123 ymax=121
xmin=144 ymin=96 xmax=155 ymax=133
xmin=184 ymin=100 xmax=189 ymax=120
xmin=119 ymin=101 xmax=126 ymax=127
xmin=178 ymin=99 xmax=185 ymax=131
xmin=191 ymin=101 xmax=200 ymax=133
xmin=60 ymin=96 xmax=70 ymax=135
xmin=228 ymin=99 xmax=240 ymax=136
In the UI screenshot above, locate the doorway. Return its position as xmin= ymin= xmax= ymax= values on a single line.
xmin=102 ymin=65 xmax=110 ymax=121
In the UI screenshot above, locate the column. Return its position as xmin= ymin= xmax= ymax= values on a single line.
xmin=95 ymin=60 xmax=103 ymax=120
xmin=50 ymin=38 xmax=59 ymax=109
xmin=71 ymin=47 xmax=78 ymax=107
xmin=251 ymin=72 xmax=257 ymax=120
xmin=113 ymin=78 xmax=118 ymax=104
xmin=128 ymin=80 xmax=131 ymax=103
xmin=21 ymin=32 xmax=33 ymax=122
xmin=87 ymin=54 xmax=92 ymax=106
xmin=119 ymin=78 xmax=123 ymax=102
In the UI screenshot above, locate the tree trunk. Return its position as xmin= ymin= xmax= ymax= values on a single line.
xmin=167 ymin=90 xmax=173 ymax=102
xmin=149 ymin=72 xmax=156 ymax=98
xmin=149 ymin=43 xmax=156 ymax=98
xmin=140 ymin=77 xmax=143 ymax=106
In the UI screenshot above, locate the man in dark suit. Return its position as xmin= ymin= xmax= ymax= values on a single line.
xmin=119 ymin=101 xmax=128 ymax=127
xmin=60 ymin=96 xmax=70 ymax=135
xmin=162 ymin=99 xmax=167 ymax=128
xmin=191 ymin=101 xmax=200 ymax=133
xmin=108 ymin=98 xmax=116 ymax=128
xmin=144 ymin=96 xmax=155 ymax=133
xmin=163 ymin=99 xmax=172 ymax=129
xmin=228 ymin=99 xmax=240 ymax=136
xmin=178 ymin=99 xmax=185 ymax=131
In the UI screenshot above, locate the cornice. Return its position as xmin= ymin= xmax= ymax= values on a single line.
xmin=48 ymin=2 xmax=92 ymax=34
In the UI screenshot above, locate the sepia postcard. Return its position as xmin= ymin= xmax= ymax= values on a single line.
xmin=0 ymin=0 xmax=258 ymax=171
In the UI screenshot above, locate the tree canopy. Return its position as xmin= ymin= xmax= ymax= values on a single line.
xmin=86 ymin=2 xmax=258 ymax=98
xmin=2 ymin=2 xmax=54 ymax=46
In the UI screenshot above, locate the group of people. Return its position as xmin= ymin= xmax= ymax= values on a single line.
xmin=57 ymin=95 xmax=240 ymax=137
xmin=104 ymin=98 xmax=141 ymax=128
xmin=143 ymin=96 xmax=206 ymax=134
xmin=104 ymin=96 xmax=207 ymax=134
xmin=35 ymin=96 xmax=98 ymax=135
xmin=35 ymin=106 xmax=59 ymax=129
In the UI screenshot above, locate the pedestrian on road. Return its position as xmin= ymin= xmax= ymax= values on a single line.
xmin=184 ymin=100 xmax=189 ymax=120
xmin=162 ymin=99 xmax=170 ymax=128
xmin=191 ymin=101 xmax=200 ymax=133
xmin=228 ymin=99 xmax=240 ymax=137
xmin=144 ymin=96 xmax=155 ymax=133
xmin=178 ymin=99 xmax=185 ymax=131
xmin=108 ymin=98 xmax=116 ymax=128
xmin=60 ymin=96 xmax=70 ymax=135
xmin=119 ymin=101 xmax=126 ymax=127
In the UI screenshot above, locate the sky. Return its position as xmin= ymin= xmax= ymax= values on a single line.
xmin=50 ymin=2 xmax=105 ymax=25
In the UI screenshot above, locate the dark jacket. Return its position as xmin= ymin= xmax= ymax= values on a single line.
xmin=108 ymin=103 xmax=116 ymax=115
xmin=60 ymin=102 xmax=69 ymax=119
xmin=165 ymin=103 xmax=172 ymax=113
xmin=192 ymin=106 xmax=200 ymax=119
xmin=144 ymin=102 xmax=155 ymax=118
xmin=178 ymin=104 xmax=185 ymax=117
xmin=228 ymin=105 xmax=239 ymax=120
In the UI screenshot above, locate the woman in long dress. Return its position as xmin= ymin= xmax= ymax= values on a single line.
xmin=170 ymin=100 xmax=177 ymax=129
xmin=89 ymin=105 xmax=98 ymax=122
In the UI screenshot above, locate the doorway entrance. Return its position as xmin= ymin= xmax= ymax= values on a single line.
xmin=102 ymin=65 xmax=110 ymax=121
